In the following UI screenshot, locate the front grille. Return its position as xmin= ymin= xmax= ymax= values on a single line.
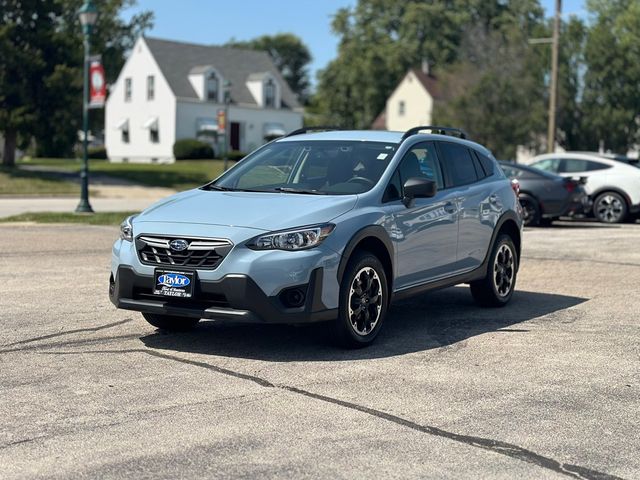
xmin=136 ymin=235 xmax=233 ymax=269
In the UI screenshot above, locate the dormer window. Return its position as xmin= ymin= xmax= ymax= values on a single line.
xmin=207 ymin=72 xmax=219 ymax=102
xmin=265 ymin=79 xmax=276 ymax=108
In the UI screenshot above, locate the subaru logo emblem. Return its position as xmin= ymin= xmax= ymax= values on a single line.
xmin=169 ymin=239 xmax=189 ymax=251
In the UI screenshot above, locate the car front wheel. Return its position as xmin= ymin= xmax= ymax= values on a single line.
xmin=142 ymin=313 xmax=200 ymax=331
xmin=470 ymin=234 xmax=518 ymax=307
xmin=593 ymin=192 xmax=627 ymax=223
xmin=333 ymin=251 xmax=388 ymax=348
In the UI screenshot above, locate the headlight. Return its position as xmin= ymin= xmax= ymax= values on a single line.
xmin=120 ymin=215 xmax=137 ymax=241
xmin=249 ymin=224 xmax=335 ymax=251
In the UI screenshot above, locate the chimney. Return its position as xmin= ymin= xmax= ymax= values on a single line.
xmin=421 ymin=58 xmax=430 ymax=75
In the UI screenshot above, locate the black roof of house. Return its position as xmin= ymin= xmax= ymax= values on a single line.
xmin=144 ymin=37 xmax=300 ymax=109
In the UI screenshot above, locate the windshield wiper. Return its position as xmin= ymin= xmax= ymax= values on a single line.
xmin=274 ymin=187 xmax=327 ymax=195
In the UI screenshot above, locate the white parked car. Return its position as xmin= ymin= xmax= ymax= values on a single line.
xmin=530 ymin=152 xmax=640 ymax=223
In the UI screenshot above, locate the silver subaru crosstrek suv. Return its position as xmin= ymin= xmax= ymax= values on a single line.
xmin=110 ymin=126 xmax=523 ymax=347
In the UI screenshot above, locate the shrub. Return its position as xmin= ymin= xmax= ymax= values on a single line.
xmin=173 ymin=139 xmax=214 ymax=160
xmin=227 ymin=150 xmax=246 ymax=161
xmin=88 ymin=146 xmax=107 ymax=159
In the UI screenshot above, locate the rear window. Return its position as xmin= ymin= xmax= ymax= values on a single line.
xmin=560 ymin=159 xmax=611 ymax=173
xmin=439 ymin=142 xmax=478 ymax=187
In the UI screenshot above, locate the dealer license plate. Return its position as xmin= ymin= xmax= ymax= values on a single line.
xmin=153 ymin=269 xmax=194 ymax=298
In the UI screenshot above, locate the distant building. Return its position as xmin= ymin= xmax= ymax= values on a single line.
xmin=105 ymin=36 xmax=303 ymax=163
xmin=372 ymin=62 xmax=441 ymax=132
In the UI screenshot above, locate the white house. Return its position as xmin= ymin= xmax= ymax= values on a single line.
xmin=372 ymin=63 xmax=441 ymax=131
xmin=105 ymin=36 xmax=303 ymax=162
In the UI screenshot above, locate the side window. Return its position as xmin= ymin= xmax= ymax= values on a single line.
xmin=383 ymin=170 xmax=402 ymax=202
xmin=560 ymin=159 xmax=589 ymax=173
xmin=586 ymin=160 xmax=611 ymax=171
xmin=533 ymin=158 xmax=560 ymax=173
xmin=476 ymin=151 xmax=495 ymax=176
xmin=398 ymin=142 xmax=444 ymax=188
xmin=383 ymin=142 xmax=443 ymax=202
xmin=438 ymin=142 xmax=478 ymax=187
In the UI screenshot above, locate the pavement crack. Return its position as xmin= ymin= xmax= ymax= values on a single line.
xmin=2 ymin=319 xmax=133 ymax=347
xmin=523 ymin=255 xmax=640 ymax=268
xmin=0 ymin=333 xmax=141 ymax=354
xmin=39 ymin=347 xmax=624 ymax=480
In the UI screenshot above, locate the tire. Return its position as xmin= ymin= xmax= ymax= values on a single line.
xmin=593 ymin=192 xmax=628 ymax=224
xmin=142 ymin=313 xmax=200 ymax=331
xmin=470 ymin=234 xmax=518 ymax=307
xmin=333 ymin=251 xmax=389 ymax=348
xmin=519 ymin=195 xmax=541 ymax=227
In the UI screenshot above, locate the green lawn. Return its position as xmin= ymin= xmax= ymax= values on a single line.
xmin=17 ymin=158 xmax=229 ymax=191
xmin=0 ymin=211 xmax=138 ymax=225
xmin=0 ymin=166 xmax=79 ymax=195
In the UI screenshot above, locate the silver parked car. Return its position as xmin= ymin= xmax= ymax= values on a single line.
xmin=110 ymin=126 xmax=524 ymax=347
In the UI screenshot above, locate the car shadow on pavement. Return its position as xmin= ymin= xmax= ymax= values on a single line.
xmin=139 ymin=287 xmax=587 ymax=361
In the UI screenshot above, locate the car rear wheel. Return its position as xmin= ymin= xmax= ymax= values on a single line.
xmin=519 ymin=195 xmax=540 ymax=227
xmin=470 ymin=234 xmax=518 ymax=307
xmin=333 ymin=251 xmax=388 ymax=348
xmin=142 ymin=313 xmax=200 ymax=331
xmin=593 ymin=192 xmax=627 ymax=223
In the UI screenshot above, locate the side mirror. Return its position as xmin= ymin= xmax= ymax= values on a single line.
xmin=402 ymin=177 xmax=437 ymax=207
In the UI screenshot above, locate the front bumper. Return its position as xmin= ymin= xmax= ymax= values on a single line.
xmin=109 ymin=265 xmax=337 ymax=324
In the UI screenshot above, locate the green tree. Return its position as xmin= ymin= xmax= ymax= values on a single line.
xmin=227 ymin=33 xmax=312 ymax=102
xmin=0 ymin=0 xmax=153 ymax=165
xmin=313 ymin=0 xmax=545 ymax=130
xmin=581 ymin=0 xmax=640 ymax=152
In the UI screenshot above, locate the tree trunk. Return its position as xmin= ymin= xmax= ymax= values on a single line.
xmin=2 ymin=129 xmax=17 ymax=167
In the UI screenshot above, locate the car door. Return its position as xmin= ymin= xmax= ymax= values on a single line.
xmin=385 ymin=141 xmax=459 ymax=289
xmin=437 ymin=142 xmax=500 ymax=271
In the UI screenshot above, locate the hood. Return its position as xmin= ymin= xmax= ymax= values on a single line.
xmin=135 ymin=189 xmax=358 ymax=232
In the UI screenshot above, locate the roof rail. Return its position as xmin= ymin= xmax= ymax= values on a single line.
xmin=401 ymin=125 xmax=468 ymax=141
xmin=285 ymin=126 xmax=343 ymax=137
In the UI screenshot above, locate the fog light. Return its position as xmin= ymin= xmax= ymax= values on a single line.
xmin=280 ymin=287 xmax=306 ymax=308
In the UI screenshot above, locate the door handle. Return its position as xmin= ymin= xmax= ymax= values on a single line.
xmin=444 ymin=202 xmax=457 ymax=214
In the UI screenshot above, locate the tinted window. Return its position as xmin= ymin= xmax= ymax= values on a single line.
xmin=439 ymin=142 xmax=478 ymax=186
xmin=476 ymin=152 xmax=495 ymax=176
xmin=532 ymin=158 xmax=560 ymax=173
xmin=560 ymin=159 xmax=611 ymax=172
xmin=501 ymin=165 xmax=539 ymax=180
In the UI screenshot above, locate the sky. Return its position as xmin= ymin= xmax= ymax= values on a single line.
xmin=121 ymin=0 xmax=587 ymax=85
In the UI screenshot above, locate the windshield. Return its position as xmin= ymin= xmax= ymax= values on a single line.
xmin=208 ymin=140 xmax=397 ymax=195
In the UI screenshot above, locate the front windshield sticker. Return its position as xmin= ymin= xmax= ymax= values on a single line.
xmin=377 ymin=153 xmax=388 ymax=160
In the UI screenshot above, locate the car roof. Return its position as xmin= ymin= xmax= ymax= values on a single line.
xmin=276 ymin=130 xmax=492 ymax=156
xmin=531 ymin=152 xmax=618 ymax=165
xmin=498 ymin=161 xmax=560 ymax=179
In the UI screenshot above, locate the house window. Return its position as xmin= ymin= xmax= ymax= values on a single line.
xmin=398 ymin=101 xmax=405 ymax=116
xmin=122 ymin=129 xmax=130 ymax=143
xmin=147 ymin=75 xmax=154 ymax=100
xmin=124 ymin=77 xmax=132 ymax=102
xmin=150 ymin=127 xmax=159 ymax=143
xmin=206 ymin=72 xmax=219 ymax=101
xmin=265 ymin=79 xmax=276 ymax=108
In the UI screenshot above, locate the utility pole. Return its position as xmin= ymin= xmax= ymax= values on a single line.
xmin=547 ymin=0 xmax=561 ymax=153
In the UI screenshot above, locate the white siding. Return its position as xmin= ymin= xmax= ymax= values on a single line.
xmin=105 ymin=37 xmax=176 ymax=162
xmin=385 ymin=70 xmax=433 ymax=131
xmin=176 ymin=100 xmax=302 ymax=153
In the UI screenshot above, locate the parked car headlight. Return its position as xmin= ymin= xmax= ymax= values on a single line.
xmin=120 ymin=215 xmax=137 ymax=242
xmin=249 ymin=224 xmax=335 ymax=251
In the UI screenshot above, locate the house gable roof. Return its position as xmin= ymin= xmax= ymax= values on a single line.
xmin=144 ymin=36 xmax=300 ymax=109
xmin=410 ymin=68 xmax=442 ymax=100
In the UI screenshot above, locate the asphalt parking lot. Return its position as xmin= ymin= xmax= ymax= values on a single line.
xmin=1 ymin=221 xmax=639 ymax=479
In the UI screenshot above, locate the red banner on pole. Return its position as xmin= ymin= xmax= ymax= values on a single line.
xmin=89 ymin=60 xmax=106 ymax=108
xmin=217 ymin=109 xmax=226 ymax=134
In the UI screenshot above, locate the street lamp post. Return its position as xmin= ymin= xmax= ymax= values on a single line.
xmin=75 ymin=0 xmax=98 ymax=213
xmin=223 ymin=80 xmax=232 ymax=172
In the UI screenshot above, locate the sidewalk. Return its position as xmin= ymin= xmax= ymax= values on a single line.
xmin=0 ymin=182 xmax=176 ymax=218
